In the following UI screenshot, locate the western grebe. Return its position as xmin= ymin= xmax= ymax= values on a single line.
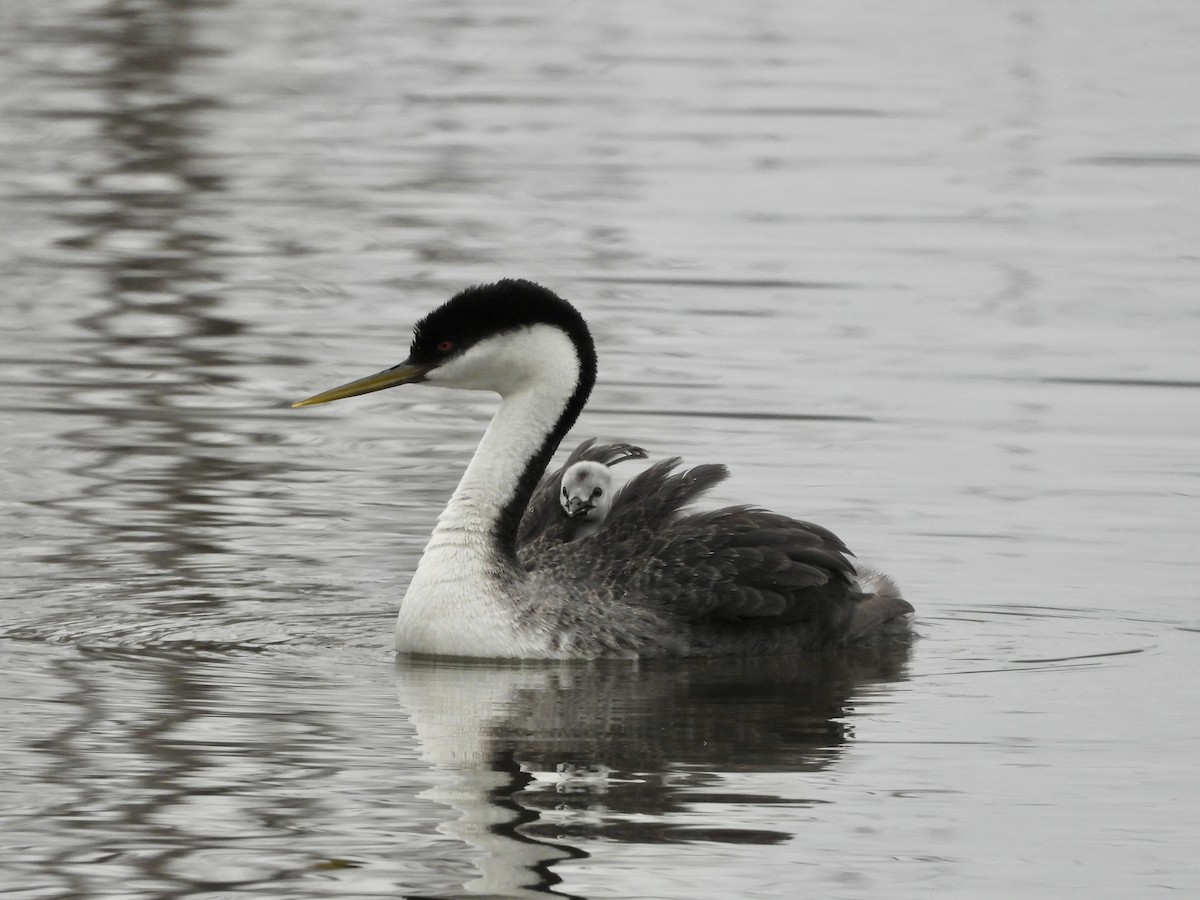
xmin=294 ymin=279 xmax=911 ymax=658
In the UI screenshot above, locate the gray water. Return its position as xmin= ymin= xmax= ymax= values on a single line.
xmin=2 ymin=1 xmax=1199 ymax=897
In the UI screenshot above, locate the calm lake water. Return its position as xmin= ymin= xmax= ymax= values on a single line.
xmin=2 ymin=1 xmax=1199 ymax=897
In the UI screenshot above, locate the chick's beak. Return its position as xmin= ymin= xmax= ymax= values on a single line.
xmin=565 ymin=497 xmax=595 ymax=519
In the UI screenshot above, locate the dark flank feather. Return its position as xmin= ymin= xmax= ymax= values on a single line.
xmin=521 ymin=457 xmax=912 ymax=655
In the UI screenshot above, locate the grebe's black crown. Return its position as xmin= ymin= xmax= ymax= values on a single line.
xmin=409 ymin=279 xmax=596 ymax=374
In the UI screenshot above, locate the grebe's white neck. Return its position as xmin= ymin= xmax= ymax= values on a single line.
xmin=396 ymin=325 xmax=587 ymax=657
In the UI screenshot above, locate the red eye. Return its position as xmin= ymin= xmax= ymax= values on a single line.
xmin=437 ymin=340 xmax=455 ymax=353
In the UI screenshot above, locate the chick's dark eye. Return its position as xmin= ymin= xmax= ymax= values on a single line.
xmin=592 ymin=487 xmax=603 ymax=498
xmin=437 ymin=340 xmax=455 ymax=353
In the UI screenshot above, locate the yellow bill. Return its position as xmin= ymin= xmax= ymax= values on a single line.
xmin=292 ymin=361 xmax=431 ymax=408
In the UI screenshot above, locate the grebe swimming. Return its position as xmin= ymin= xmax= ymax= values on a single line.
xmin=294 ymin=279 xmax=911 ymax=658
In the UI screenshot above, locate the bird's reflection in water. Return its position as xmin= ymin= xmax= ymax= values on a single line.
xmin=395 ymin=635 xmax=911 ymax=897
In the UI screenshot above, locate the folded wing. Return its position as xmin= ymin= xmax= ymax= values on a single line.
xmin=525 ymin=457 xmax=909 ymax=646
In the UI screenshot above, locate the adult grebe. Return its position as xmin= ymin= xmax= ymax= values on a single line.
xmin=294 ymin=279 xmax=912 ymax=658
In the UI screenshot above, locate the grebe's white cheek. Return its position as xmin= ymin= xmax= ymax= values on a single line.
xmin=422 ymin=343 xmax=504 ymax=392
xmin=424 ymin=326 xmax=580 ymax=395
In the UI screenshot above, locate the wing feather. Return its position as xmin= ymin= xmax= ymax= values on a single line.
xmin=526 ymin=458 xmax=875 ymax=642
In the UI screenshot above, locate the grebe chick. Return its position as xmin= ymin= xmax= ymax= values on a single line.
xmin=293 ymin=279 xmax=912 ymax=659
xmin=515 ymin=437 xmax=646 ymax=559
xmin=560 ymin=460 xmax=613 ymax=539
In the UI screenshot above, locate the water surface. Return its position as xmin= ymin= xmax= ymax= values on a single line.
xmin=2 ymin=1 xmax=1199 ymax=897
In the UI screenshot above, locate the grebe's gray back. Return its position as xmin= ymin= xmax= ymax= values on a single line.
xmin=294 ymin=279 xmax=912 ymax=659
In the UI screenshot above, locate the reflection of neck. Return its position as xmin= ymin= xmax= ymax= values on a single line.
xmin=401 ymin=662 xmax=579 ymax=898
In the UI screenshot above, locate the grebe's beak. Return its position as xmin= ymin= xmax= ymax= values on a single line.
xmin=292 ymin=360 xmax=432 ymax=408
